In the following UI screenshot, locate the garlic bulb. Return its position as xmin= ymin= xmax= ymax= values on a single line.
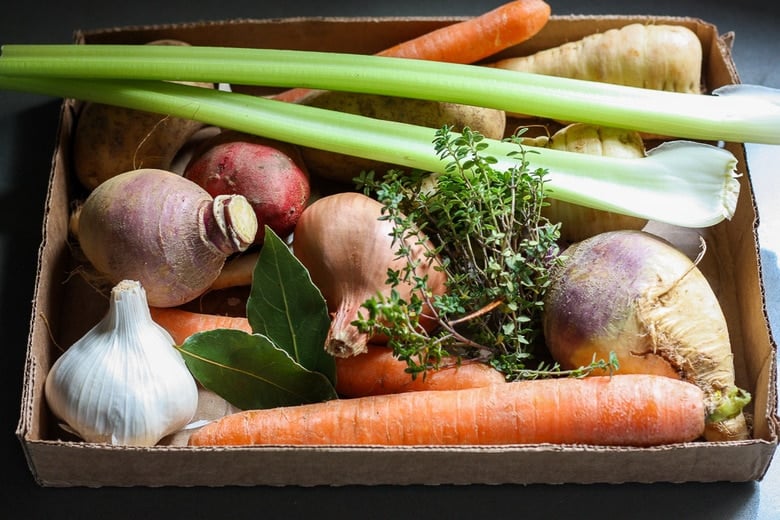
xmin=45 ymin=280 xmax=199 ymax=446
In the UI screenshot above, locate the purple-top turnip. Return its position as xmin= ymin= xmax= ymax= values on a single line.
xmin=542 ymin=229 xmax=750 ymax=441
xmin=76 ymin=168 xmax=258 ymax=307
xmin=184 ymin=130 xmax=310 ymax=245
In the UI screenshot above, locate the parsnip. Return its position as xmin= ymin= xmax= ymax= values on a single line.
xmin=540 ymin=123 xmax=649 ymax=243
xmin=490 ymin=23 xmax=703 ymax=94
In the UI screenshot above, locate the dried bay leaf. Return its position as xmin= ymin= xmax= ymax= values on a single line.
xmin=180 ymin=329 xmax=337 ymax=410
xmin=247 ymin=227 xmax=335 ymax=384
xmin=175 ymin=226 xmax=337 ymax=410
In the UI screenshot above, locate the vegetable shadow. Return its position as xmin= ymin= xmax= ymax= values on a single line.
xmin=759 ymin=247 xmax=780 ymax=339
xmin=0 ymin=99 xmax=63 ymax=489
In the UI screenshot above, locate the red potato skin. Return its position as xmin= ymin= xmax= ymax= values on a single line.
xmin=184 ymin=130 xmax=311 ymax=244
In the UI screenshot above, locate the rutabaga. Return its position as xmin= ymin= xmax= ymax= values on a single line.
xmin=44 ymin=280 xmax=199 ymax=446
xmin=542 ymin=230 xmax=751 ymax=441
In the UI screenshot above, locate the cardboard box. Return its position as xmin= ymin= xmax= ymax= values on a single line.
xmin=16 ymin=15 xmax=779 ymax=487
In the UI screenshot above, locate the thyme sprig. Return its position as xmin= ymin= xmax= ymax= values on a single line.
xmin=356 ymin=126 xmax=616 ymax=380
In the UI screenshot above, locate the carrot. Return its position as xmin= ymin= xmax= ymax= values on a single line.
xmin=489 ymin=23 xmax=703 ymax=94
xmin=273 ymin=0 xmax=551 ymax=103
xmin=376 ymin=0 xmax=551 ymax=63
xmin=208 ymin=251 xmax=260 ymax=291
xmin=335 ymin=345 xmax=506 ymax=397
xmin=188 ymin=374 xmax=706 ymax=447
xmin=150 ymin=306 xmax=506 ymax=396
xmin=149 ymin=306 xmax=252 ymax=345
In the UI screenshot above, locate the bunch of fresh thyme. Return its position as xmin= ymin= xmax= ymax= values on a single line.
xmin=355 ymin=126 xmax=617 ymax=380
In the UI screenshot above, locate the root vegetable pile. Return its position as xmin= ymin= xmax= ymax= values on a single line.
xmin=19 ymin=5 xmax=760 ymax=451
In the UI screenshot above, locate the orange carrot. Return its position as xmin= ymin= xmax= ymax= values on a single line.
xmin=188 ymin=374 xmax=706 ymax=447
xmin=273 ymin=0 xmax=551 ymax=103
xmin=151 ymin=306 xmax=505 ymax=395
xmin=150 ymin=306 xmax=252 ymax=345
xmin=335 ymin=345 xmax=505 ymax=397
xmin=208 ymin=251 xmax=260 ymax=291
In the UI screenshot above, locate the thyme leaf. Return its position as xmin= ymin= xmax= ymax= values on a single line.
xmin=356 ymin=126 xmax=612 ymax=380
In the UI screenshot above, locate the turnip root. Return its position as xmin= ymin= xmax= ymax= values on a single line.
xmin=541 ymin=123 xmax=649 ymax=244
xmin=542 ymin=230 xmax=750 ymax=441
xmin=72 ymin=39 xmax=214 ymax=190
xmin=490 ymin=24 xmax=703 ymax=94
xmin=76 ymin=168 xmax=258 ymax=307
xmin=183 ymin=130 xmax=311 ymax=245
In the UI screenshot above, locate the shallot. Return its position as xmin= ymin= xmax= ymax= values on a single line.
xmin=292 ymin=192 xmax=446 ymax=357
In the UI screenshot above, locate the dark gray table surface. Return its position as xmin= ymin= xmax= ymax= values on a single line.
xmin=2 ymin=1 xmax=778 ymax=518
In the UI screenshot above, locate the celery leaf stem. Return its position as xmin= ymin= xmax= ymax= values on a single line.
xmin=0 ymin=74 xmax=739 ymax=227
xmin=0 ymin=44 xmax=778 ymax=144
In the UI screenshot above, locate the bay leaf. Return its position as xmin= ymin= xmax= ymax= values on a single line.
xmin=179 ymin=328 xmax=338 ymax=410
xmin=247 ymin=226 xmax=335 ymax=383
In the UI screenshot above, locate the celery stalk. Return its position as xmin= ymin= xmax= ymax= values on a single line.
xmin=0 ymin=75 xmax=738 ymax=227
xmin=0 ymin=44 xmax=778 ymax=144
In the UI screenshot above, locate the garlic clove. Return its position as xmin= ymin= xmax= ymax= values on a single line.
xmin=45 ymin=280 xmax=199 ymax=446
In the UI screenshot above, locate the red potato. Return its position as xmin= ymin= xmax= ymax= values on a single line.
xmin=184 ymin=130 xmax=311 ymax=245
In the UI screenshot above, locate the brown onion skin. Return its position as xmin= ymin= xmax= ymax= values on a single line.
xmin=77 ymin=168 xmax=257 ymax=307
xmin=292 ymin=192 xmax=447 ymax=357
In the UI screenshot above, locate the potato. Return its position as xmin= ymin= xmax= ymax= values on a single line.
xmin=298 ymin=91 xmax=506 ymax=183
xmin=72 ymin=39 xmax=215 ymax=191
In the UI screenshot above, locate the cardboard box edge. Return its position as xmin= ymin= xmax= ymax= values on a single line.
xmin=18 ymin=14 xmax=780 ymax=487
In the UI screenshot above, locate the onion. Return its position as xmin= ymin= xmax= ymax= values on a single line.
xmin=292 ymin=192 xmax=446 ymax=357
xmin=542 ymin=229 xmax=750 ymax=441
xmin=77 ymin=168 xmax=258 ymax=307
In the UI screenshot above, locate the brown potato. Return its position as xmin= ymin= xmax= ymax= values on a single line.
xmin=298 ymin=91 xmax=506 ymax=183
xmin=72 ymin=39 xmax=214 ymax=190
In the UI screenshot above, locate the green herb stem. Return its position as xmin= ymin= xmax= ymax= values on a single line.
xmin=1 ymin=44 xmax=779 ymax=144
xmin=0 ymin=74 xmax=739 ymax=227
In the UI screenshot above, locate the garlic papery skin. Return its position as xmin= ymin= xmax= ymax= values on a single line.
xmin=44 ymin=279 xmax=199 ymax=446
